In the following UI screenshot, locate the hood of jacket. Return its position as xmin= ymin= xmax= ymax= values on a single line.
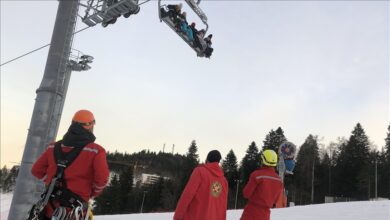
xmin=202 ymin=162 xmax=224 ymax=177
xmin=62 ymin=123 xmax=96 ymax=148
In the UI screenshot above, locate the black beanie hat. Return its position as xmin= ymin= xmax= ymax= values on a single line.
xmin=206 ymin=150 xmax=222 ymax=163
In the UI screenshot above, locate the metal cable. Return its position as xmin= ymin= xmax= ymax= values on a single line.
xmin=138 ymin=0 xmax=152 ymax=6
xmin=0 ymin=26 xmax=91 ymax=67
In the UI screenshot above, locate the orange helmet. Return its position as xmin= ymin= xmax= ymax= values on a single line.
xmin=72 ymin=110 xmax=95 ymax=129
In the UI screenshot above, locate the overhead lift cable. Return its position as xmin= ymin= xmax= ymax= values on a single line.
xmin=0 ymin=26 xmax=91 ymax=67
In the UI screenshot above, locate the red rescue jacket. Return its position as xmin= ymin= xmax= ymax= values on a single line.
xmin=240 ymin=167 xmax=283 ymax=220
xmin=173 ymin=162 xmax=228 ymax=220
xmin=31 ymin=142 xmax=109 ymax=202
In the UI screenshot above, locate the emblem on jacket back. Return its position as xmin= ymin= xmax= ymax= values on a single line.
xmin=210 ymin=181 xmax=222 ymax=197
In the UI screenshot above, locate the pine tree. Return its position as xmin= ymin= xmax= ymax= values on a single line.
xmin=334 ymin=123 xmax=371 ymax=200
xmin=2 ymin=166 xmax=18 ymax=192
xmin=0 ymin=166 xmax=9 ymax=192
xmin=293 ymin=134 xmax=320 ymax=204
xmin=95 ymin=174 xmax=121 ymax=214
xmin=222 ymin=149 xmax=239 ymax=209
xmin=385 ymin=124 xmax=390 ymax=161
xmin=187 ymin=140 xmax=199 ymax=167
xmin=161 ymin=179 xmax=177 ymax=211
xmin=222 ymin=150 xmax=239 ymax=187
xmin=145 ymin=177 xmax=165 ymax=212
xmin=380 ymin=124 xmax=390 ymax=198
xmin=262 ymin=127 xmax=287 ymax=152
xmin=179 ymin=140 xmax=200 ymax=197
xmin=316 ymin=150 xmax=331 ymax=202
xmin=240 ymin=141 xmax=259 ymax=185
xmin=118 ymin=168 xmax=134 ymax=213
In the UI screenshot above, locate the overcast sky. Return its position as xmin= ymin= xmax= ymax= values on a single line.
xmin=1 ymin=1 xmax=389 ymax=167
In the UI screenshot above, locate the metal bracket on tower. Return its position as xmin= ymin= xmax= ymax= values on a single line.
xmin=68 ymin=49 xmax=94 ymax=71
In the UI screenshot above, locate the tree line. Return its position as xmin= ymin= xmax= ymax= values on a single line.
xmin=1 ymin=123 xmax=388 ymax=213
xmin=93 ymin=122 xmax=390 ymax=214
xmin=0 ymin=165 xmax=19 ymax=193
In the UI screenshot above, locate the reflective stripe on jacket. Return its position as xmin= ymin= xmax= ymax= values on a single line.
xmin=240 ymin=167 xmax=283 ymax=220
xmin=31 ymin=142 xmax=109 ymax=202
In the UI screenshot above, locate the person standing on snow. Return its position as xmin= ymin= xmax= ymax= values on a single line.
xmin=31 ymin=110 xmax=109 ymax=219
xmin=240 ymin=149 xmax=284 ymax=220
xmin=173 ymin=150 xmax=228 ymax=220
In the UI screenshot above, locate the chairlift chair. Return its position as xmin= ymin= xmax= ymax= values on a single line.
xmin=158 ymin=0 xmax=209 ymax=57
xmin=81 ymin=0 xmax=140 ymax=27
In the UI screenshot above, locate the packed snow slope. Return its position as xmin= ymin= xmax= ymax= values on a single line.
xmin=95 ymin=200 xmax=390 ymax=220
xmin=1 ymin=193 xmax=389 ymax=220
xmin=1 ymin=193 xmax=12 ymax=220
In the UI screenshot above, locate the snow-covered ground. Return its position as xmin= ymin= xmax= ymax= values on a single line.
xmin=95 ymin=200 xmax=390 ymax=220
xmin=1 ymin=193 xmax=389 ymax=220
xmin=1 ymin=193 xmax=13 ymax=220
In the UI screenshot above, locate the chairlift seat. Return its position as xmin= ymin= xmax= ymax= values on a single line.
xmin=82 ymin=0 xmax=140 ymax=27
xmin=161 ymin=16 xmax=204 ymax=57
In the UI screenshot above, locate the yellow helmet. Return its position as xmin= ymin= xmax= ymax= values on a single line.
xmin=261 ymin=150 xmax=278 ymax=167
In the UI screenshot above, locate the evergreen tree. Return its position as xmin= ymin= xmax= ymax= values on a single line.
xmin=161 ymin=179 xmax=177 ymax=211
xmin=240 ymin=142 xmax=259 ymax=185
xmin=187 ymin=140 xmax=199 ymax=166
xmin=293 ymin=134 xmax=320 ymax=204
xmin=222 ymin=149 xmax=239 ymax=209
xmin=222 ymin=150 xmax=239 ymax=187
xmin=385 ymin=124 xmax=390 ymax=161
xmin=334 ymin=123 xmax=370 ymax=200
xmin=316 ymin=150 xmax=331 ymax=202
xmin=379 ymin=124 xmax=390 ymax=198
xmin=118 ymin=168 xmax=134 ymax=213
xmin=178 ymin=140 xmax=200 ymax=199
xmin=95 ymin=174 xmax=121 ymax=214
xmin=144 ymin=178 xmax=165 ymax=212
xmin=0 ymin=166 xmax=9 ymax=192
xmin=262 ymin=127 xmax=287 ymax=152
xmin=2 ymin=166 xmax=18 ymax=192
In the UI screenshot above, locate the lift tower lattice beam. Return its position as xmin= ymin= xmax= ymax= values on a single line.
xmin=8 ymin=1 xmax=80 ymax=219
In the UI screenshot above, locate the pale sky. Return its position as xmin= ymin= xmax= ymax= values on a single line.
xmin=1 ymin=1 xmax=389 ymax=167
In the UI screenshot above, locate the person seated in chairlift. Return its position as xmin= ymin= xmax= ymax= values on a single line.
xmin=161 ymin=3 xmax=182 ymax=20
xmin=163 ymin=5 xmax=185 ymax=31
xmin=204 ymin=34 xmax=213 ymax=58
xmin=178 ymin=12 xmax=194 ymax=41
xmin=196 ymin=29 xmax=207 ymax=51
xmin=190 ymin=22 xmax=202 ymax=49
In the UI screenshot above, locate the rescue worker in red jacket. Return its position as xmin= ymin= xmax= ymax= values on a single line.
xmin=31 ymin=110 xmax=109 ymax=219
xmin=240 ymin=149 xmax=283 ymax=220
xmin=173 ymin=150 xmax=228 ymax=220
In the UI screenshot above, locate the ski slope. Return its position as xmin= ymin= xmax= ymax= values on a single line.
xmin=95 ymin=200 xmax=390 ymax=220
xmin=1 ymin=193 xmax=13 ymax=220
xmin=1 ymin=193 xmax=389 ymax=220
